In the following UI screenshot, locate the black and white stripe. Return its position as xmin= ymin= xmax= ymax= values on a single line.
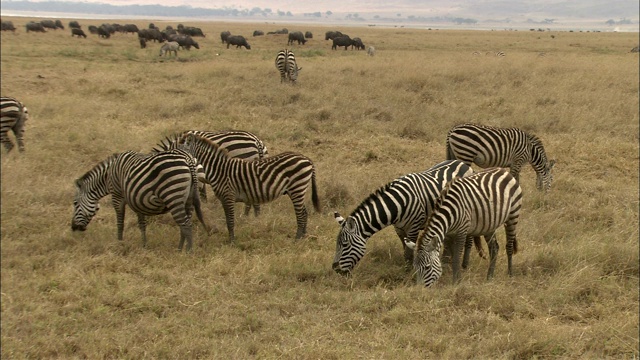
xmin=155 ymin=130 xmax=268 ymax=215
xmin=275 ymin=49 xmax=301 ymax=83
xmin=1 ymin=96 xmax=29 ymax=153
xmin=446 ymin=123 xmax=555 ymax=191
xmin=176 ymin=133 xmax=320 ymax=242
xmin=331 ymin=160 xmax=474 ymax=275
xmin=408 ymin=167 xmax=523 ymax=287
xmin=71 ymin=148 xmax=210 ymax=251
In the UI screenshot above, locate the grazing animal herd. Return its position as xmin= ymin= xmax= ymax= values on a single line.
xmin=4 ymin=21 xmax=566 ymax=289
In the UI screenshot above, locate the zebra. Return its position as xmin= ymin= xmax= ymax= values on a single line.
xmin=332 ymin=160 xmax=480 ymax=275
xmin=445 ymin=123 xmax=555 ymax=191
xmin=1 ymin=97 xmax=29 ymax=153
xmin=171 ymin=133 xmax=320 ymax=243
xmin=367 ymin=46 xmax=376 ymax=56
xmin=405 ymin=167 xmax=523 ymax=287
xmin=155 ymin=130 xmax=268 ymax=216
xmin=71 ymin=148 xmax=211 ymax=251
xmin=275 ymin=49 xmax=302 ymax=83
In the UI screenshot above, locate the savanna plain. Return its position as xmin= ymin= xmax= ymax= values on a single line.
xmin=1 ymin=17 xmax=639 ymax=359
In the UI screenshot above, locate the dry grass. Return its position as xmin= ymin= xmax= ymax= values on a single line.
xmin=1 ymin=17 xmax=639 ymax=359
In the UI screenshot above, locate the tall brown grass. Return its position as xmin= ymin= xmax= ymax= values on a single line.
xmin=1 ymin=17 xmax=638 ymax=358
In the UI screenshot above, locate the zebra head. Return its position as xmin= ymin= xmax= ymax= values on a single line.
xmin=412 ymin=230 xmax=443 ymax=287
xmin=289 ymin=66 xmax=302 ymax=83
xmin=536 ymin=159 xmax=556 ymax=192
xmin=71 ymin=178 xmax=101 ymax=232
xmin=332 ymin=212 xmax=366 ymax=275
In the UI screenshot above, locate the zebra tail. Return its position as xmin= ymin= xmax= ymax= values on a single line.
xmin=311 ymin=170 xmax=320 ymax=213
xmin=191 ymin=182 xmax=211 ymax=234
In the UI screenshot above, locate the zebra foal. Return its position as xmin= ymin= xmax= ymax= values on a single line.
xmin=155 ymin=130 xmax=268 ymax=216
xmin=332 ymin=160 xmax=478 ymax=275
xmin=175 ymin=133 xmax=320 ymax=242
xmin=406 ymin=167 xmax=523 ymax=287
xmin=446 ymin=123 xmax=555 ymax=191
xmin=275 ymin=49 xmax=302 ymax=83
xmin=1 ymin=96 xmax=29 ymax=153
xmin=71 ymin=148 xmax=210 ymax=251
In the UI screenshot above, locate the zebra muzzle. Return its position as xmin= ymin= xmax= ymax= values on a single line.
xmin=71 ymin=223 xmax=86 ymax=232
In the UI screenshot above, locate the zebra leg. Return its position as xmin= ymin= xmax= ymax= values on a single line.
xmin=451 ymin=233 xmax=467 ymax=284
xmin=13 ymin=121 xmax=26 ymax=152
xmin=219 ymin=194 xmax=236 ymax=243
xmin=461 ymin=236 xmax=474 ymax=269
xmin=136 ymin=213 xmax=147 ymax=248
xmin=505 ymin=220 xmax=518 ymax=277
xmin=112 ymin=198 xmax=126 ymax=241
xmin=253 ymin=204 xmax=260 ymax=217
xmin=1 ymin=132 xmax=14 ymax=152
xmin=486 ymin=234 xmax=500 ymax=280
xmin=191 ymin=185 xmax=211 ymax=235
xmin=243 ymin=204 xmax=251 ymax=216
xmin=180 ymin=225 xmax=193 ymax=251
xmin=291 ymin=195 xmax=308 ymax=239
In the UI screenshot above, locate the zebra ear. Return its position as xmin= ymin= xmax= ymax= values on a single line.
xmin=334 ymin=212 xmax=345 ymax=225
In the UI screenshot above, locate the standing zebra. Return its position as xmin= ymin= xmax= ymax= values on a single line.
xmin=406 ymin=167 xmax=523 ymax=287
xmin=332 ymin=160 xmax=476 ymax=275
xmin=174 ymin=133 xmax=320 ymax=242
xmin=275 ymin=49 xmax=302 ymax=83
xmin=1 ymin=97 xmax=29 ymax=153
xmin=155 ymin=130 xmax=268 ymax=216
xmin=71 ymin=148 xmax=210 ymax=251
xmin=446 ymin=123 xmax=555 ymax=191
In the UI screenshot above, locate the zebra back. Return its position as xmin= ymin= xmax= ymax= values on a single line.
xmin=155 ymin=130 xmax=267 ymax=160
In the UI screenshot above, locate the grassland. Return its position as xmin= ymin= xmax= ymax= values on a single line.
xmin=1 ymin=17 xmax=638 ymax=359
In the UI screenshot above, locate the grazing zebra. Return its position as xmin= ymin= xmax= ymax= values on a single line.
xmin=1 ymin=97 xmax=29 ymax=153
xmin=495 ymin=51 xmax=506 ymax=57
xmin=275 ymin=49 xmax=302 ymax=83
xmin=445 ymin=123 xmax=555 ymax=191
xmin=367 ymin=46 xmax=376 ymax=56
xmin=406 ymin=167 xmax=523 ymax=286
xmin=174 ymin=133 xmax=320 ymax=242
xmin=155 ymin=130 xmax=268 ymax=216
xmin=71 ymin=148 xmax=210 ymax=251
xmin=332 ymin=160 xmax=477 ymax=275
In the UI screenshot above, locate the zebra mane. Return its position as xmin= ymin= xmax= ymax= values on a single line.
xmin=415 ymin=177 xmax=460 ymax=252
xmin=348 ymin=181 xmax=397 ymax=218
xmin=75 ymin=153 xmax=118 ymax=188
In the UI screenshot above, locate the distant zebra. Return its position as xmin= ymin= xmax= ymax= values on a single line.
xmin=1 ymin=97 xmax=29 ymax=153
xmin=154 ymin=130 xmax=268 ymax=216
xmin=495 ymin=51 xmax=506 ymax=57
xmin=446 ymin=123 xmax=555 ymax=191
xmin=174 ymin=133 xmax=320 ymax=242
xmin=71 ymin=148 xmax=211 ymax=251
xmin=332 ymin=160 xmax=477 ymax=275
xmin=275 ymin=49 xmax=302 ymax=83
xmin=367 ymin=46 xmax=376 ymax=56
xmin=406 ymin=167 xmax=523 ymax=286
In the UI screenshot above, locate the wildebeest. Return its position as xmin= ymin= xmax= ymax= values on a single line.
xmin=220 ymin=31 xmax=231 ymax=44
xmin=332 ymin=35 xmax=352 ymax=50
xmin=1 ymin=21 xmax=16 ymax=32
xmin=148 ymin=23 xmax=159 ymax=30
xmin=159 ymin=41 xmax=179 ymax=56
xmin=267 ymin=28 xmax=288 ymax=35
xmin=71 ymin=28 xmax=87 ymax=38
xmin=253 ymin=30 xmax=264 ymax=37
xmin=180 ymin=26 xmax=205 ymax=37
xmin=139 ymin=38 xmax=147 ymax=49
xmin=305 ymin=31 xmax=313 ymax=39
xmin=138 ymin=28 xmax=163 ymax=42
xmin=122 ymin=24 xmax=139 ymax=35
xmin=288 ymin=31 xmax=307 ymax=45
xmin=101 ymin=23 xmax=116 ymax=35
xmin=226 ymin=35 xmax=251 ymax=49
xmin=169 ymin=34 xmax=199 ymax=50
xmin=88 ymin=25 xmax=98 ymax=34
xmin=97 ymin=25 xmax=111 ymax=39
xmin=68 ymin=21 xmax=81 ymax=29
xmin=325 ymin=30 xmax=343 ymax=40
xmin=40 ymin=19 xmax=62 ymax=30
xmin=351 ymin=37 xmax=365 ymax=50
xmin=26 ymin=22 xmax=46 ymax=33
